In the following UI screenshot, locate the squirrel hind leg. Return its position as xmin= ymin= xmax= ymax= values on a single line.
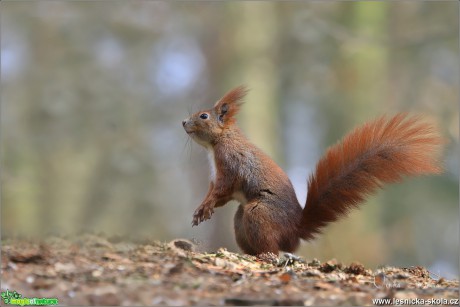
xmin=234 ymin=205 xmax=258 ymax=255
xmin=234 ymin=201 xmax=300 ymax=255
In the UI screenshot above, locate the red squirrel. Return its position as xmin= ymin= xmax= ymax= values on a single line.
xmin=182 ymin=86 xmax=442 ymax=256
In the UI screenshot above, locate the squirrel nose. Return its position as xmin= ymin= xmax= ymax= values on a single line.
xmin=182 ymin=120 xmax=187 ymax=127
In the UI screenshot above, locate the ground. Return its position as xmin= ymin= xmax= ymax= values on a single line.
xmin=1 ymin=235 xmax=458 ymax=306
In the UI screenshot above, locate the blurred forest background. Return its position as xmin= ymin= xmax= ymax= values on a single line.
xmin=1 ymin=2 xmax=458 ymax=278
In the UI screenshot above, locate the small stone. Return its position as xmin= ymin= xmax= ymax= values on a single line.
xmin=26 ymin=276 xmax=35 ymax=284
xmin=436 ymin=277 xmax=446 ymax=284
xmin=54 ymin=262 xmax=76 ymax=274
xmin=308 ymin=258 xmax=321 ymax=267
xmin=215 ymin=258 xmax=236 ymax=270
xmin=215 ymin=258 xmax=226 ymax=267
xmin=117 ymin=265 xmax=125 ymax=271
xmin=304 ymin=269 xmax=322 ymax=277
xmin=169 ymin=239 xmax=195 ymax=252
xmin=92 ymin=270 xmax=103 ymax=278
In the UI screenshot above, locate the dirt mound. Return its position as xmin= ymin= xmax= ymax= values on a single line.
xmin=1 ymin=236 xmax=458 ymax=306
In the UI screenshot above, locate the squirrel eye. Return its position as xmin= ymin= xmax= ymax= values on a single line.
xmin=200 ymin=113 xmax=209 ymax=120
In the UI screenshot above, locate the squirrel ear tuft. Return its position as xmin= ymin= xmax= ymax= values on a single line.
xmin=214 ymin=85 xmax=249 ymax=122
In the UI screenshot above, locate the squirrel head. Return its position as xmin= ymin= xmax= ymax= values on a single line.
xmin=182 ymin=85 xmax=248 ymax=147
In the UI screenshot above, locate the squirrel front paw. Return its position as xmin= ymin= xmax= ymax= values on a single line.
xmin=192 ymin=205 xmax=214 ymax=226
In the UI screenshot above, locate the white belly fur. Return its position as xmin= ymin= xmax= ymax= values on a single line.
xmin=207 ymin=148 xmax=217 ymax=183
xmin=232 ymin=191 xmax=248 ymax=205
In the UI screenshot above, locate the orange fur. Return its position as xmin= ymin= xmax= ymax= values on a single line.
xmin=183 ymin=87 xmax=444 ymax=256
xmin=214 ymin=85 xmax=248 ymax=125
xmin=299 ymin=114 xmax=443 ymax=240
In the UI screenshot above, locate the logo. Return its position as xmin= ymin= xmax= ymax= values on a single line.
xmin=1 ymin=290 xmax=58 ymax=306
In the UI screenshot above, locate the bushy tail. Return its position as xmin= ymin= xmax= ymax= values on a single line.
xmin=299 ymin=113 xmax=443 ymax=241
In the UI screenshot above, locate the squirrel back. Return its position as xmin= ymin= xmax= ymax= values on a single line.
xmin=183 ymin=86 xmax=443 ymax=255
